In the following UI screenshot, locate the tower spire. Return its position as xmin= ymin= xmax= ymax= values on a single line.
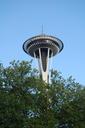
xmin=42 ymin=24 xmax=43 ymax=34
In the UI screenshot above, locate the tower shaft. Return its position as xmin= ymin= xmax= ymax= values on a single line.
xmin=37 ymin=48 xmax=50 ymax=83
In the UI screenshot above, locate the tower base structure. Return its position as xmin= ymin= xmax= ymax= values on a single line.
xmin=23 ymin=34 xmax=64 ymax=83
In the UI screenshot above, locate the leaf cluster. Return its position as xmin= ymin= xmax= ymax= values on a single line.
xmin=0 ymin=61 xmax=85 ymax=128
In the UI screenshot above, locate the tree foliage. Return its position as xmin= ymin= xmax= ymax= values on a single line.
xmin=0 ymin=60 xmax=85 ymax=128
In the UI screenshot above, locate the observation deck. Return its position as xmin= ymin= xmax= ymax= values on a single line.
xmin=23 ymin=34 xmax=64 ymax=58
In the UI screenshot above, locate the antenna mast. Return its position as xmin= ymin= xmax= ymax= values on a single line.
xmin=42 ymin=24 xmax=43 ymax=34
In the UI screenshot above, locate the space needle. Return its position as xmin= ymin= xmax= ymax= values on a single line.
xmin=23 ymin=34 xmax=64 ymax=83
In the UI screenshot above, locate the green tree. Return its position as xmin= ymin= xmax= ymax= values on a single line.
xmin=0 ymin=60 xmax=85 ymax=128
